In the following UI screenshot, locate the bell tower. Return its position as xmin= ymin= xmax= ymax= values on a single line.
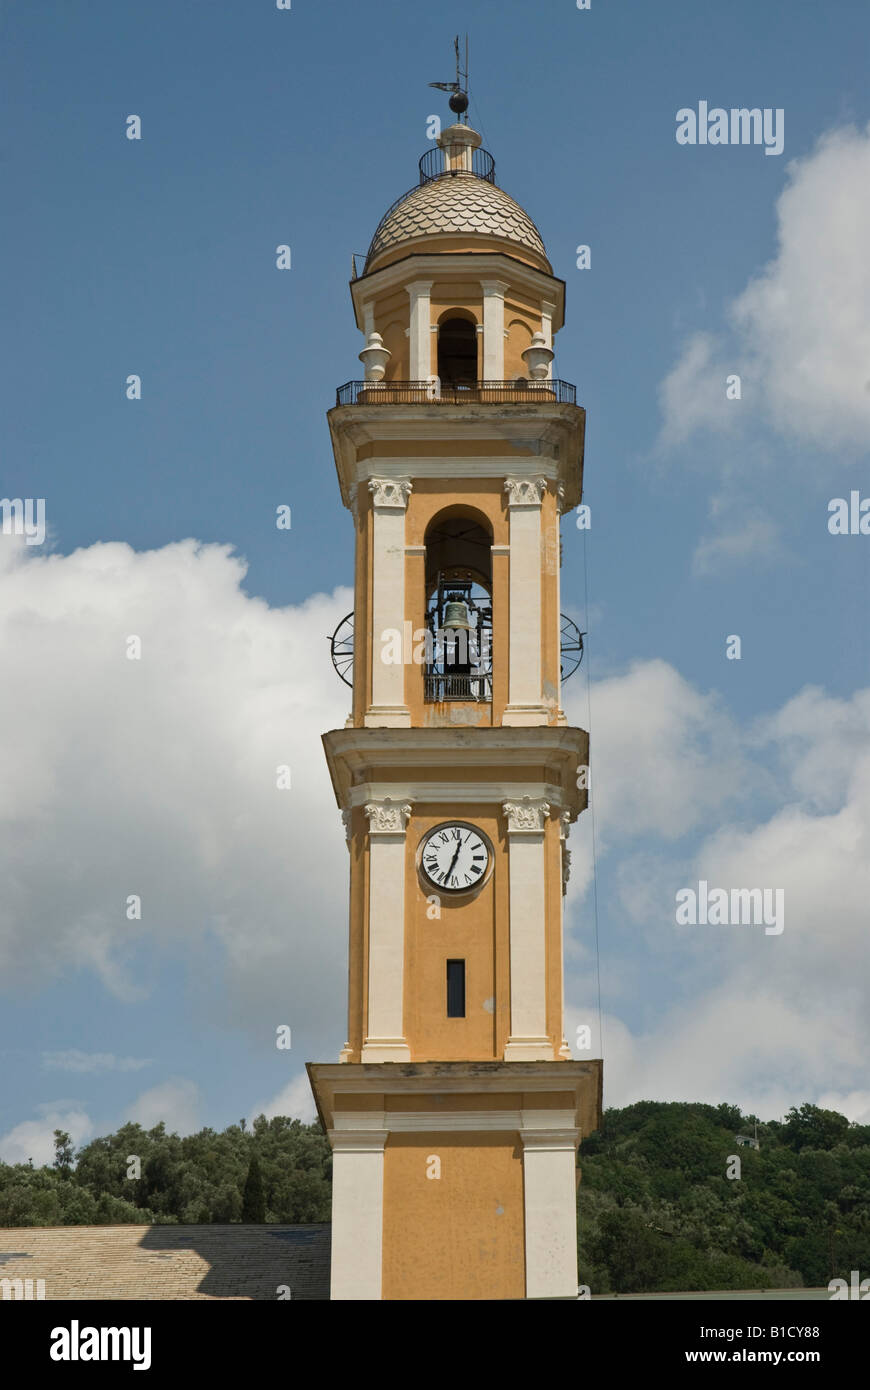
xmin=308 ymin=98 xmax=602 ymax=1301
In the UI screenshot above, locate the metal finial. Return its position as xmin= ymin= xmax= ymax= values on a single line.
xmin=428 ymin=33 xmax=470 ymax=123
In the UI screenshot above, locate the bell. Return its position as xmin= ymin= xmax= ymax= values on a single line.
xmin=443 ymin=600 xmax=472 ymax=631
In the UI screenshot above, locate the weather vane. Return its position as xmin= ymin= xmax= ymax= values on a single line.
xmin=429 ymin=34 xmax=470 ymax=122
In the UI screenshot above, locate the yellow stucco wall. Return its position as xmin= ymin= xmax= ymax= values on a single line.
xmin=381 ymin=1133 xmax=525 ymax=1300
xmin=342 ymin=796 xmax=567 ymax=1061
xmin=405 ymin=801 xmax=504 ymax=1059
xmin=367 ymin=275 xmax=544 ymax=384
xmin=349 ymin=478 xmax=563 ymax=728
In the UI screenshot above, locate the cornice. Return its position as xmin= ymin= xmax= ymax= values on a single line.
xmin=327 ymin=404 xmax=586 ymax=515
xmin=350 ymin=252 xmax=566 ymax=333
xmin=307 ymin=1059 xmax=604 ymax=1139
xmin=321 ymin=725 xmax=588 ymax=818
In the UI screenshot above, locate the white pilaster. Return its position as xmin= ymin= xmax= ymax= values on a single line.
xmin=329 ymin=1130 xmax=387 ymax=1299
xmin=503 ymin=797 xmax=553 ymax=1061
xmin=481 ymin=280 xmax=509 ymax=379
xmin=362 ymin=799 xmax=412 ymax=1062
xmin=521 ymin=1128 xmax=580 ymax=1299
xmin=503 ymin=477 xmax=548 ymax=725
xmin=367 ymin=479 xmax=411 ymax=727
xmin=406 ymin=281 xmax=433 ymax=381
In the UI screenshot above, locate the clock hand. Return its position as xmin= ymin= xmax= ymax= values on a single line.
xmin=446 ymin=840 xmax=462 ymax=877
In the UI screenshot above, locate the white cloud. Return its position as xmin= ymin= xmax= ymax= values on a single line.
xmin=596 ymin=990 xmax=864 ymax=1123
xmin=659 ymin=122 xmax=870 ymax=454
xmin=658 ymin=332 xmax=738 ymax=448
xmin=0 ymin=1105 xmax=93 ymax=1167
xmin=692 ymin=515 xmax=783 ymax=576
xmin=41 ymin=1050 xmax=151 ymax=1073
xmin=253 ymin=1071 xmax=318 ymax=1127
xmin=815 ymin=1091 xmax=870 ymax=1126
xmin=124 ymin=1078 xmax=200 ymax=1134
xmin=564 ymin=669 xmax=870 ymax=1122
xmin=0 ymin=534 xmax=352 ymax=1053
xmin=564 ymin=659 xmax=748 ymax=846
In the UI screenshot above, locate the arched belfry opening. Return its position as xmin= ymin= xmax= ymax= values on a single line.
xmin=437 ymin=316 xmax=478 ymax=387
xmin=424 ymin=511 xmax=493 ymax=702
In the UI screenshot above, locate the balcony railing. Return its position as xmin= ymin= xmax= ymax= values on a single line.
xmin=418 ymin=146 xmax=496 ymax=186
xmin=336 ymin=379 xmax=577 ymax=407
xmin=424 ymin=672 xmax=492 ymax=703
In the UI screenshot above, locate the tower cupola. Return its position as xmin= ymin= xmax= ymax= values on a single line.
xmin=349 ymin=121 xmax=566 ymax=393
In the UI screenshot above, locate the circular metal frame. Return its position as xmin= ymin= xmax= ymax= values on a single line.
xmin=560 ymin=614 xmax=585 ymax=682
xmin=329 ymin=611 xmax=355 ymax=689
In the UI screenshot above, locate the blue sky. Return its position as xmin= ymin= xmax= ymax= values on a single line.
xmin=2 ymin=0 xmax=869 ymax=1160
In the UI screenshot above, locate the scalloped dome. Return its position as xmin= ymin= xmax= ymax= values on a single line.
xmin=365 ymin=173 xmax=550 ymax=271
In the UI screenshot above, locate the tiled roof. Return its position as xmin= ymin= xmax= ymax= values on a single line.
xmin=366 ymin=175 xmax=548 ymax=268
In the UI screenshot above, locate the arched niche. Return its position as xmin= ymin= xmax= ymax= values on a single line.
xmin=423 ymin=509 xmax=494 ymax=702
xmin=436 ymin=312 xmax=479 ymax=386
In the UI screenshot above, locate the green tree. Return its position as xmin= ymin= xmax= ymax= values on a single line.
xmin=53 ymin=1130 xmax=74 ymax=1179
xmin=241 ymin=1153 xmax=266 ymax=1222
xmin=781 ymin=1104 xmax=850 ymax=1153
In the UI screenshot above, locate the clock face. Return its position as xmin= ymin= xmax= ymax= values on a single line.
xmin=419 ymin=822 xmax=490 ymax=893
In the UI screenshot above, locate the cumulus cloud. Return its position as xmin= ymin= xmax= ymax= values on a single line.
xmin=659 ymin=122 xmax=870 ymax=454
xmin=692 ymin=514 xmax=783 ymax=576
xmin=564 ymin=670 xmax=870 ymax=1122
xmin=254 ymin=1071 xmax=318 ymax=1127
xmin=658 ymin=332 xmax=738 ymax=448
xmin=564 ymin=659 xmax=749 ymax=848
xmin=0 ymin=534 xmax=352 ymax=1055
xmin=0 ymin=1104 xmax=93 ymax=1167
xmin=124 ymin=1079 xmax=200 ymax=1134
xmin=587 ymin=993 xmax=868 ymax=1126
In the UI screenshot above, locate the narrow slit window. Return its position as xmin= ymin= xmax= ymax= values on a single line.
xmin=446 ymin=959 xmax=466 ymax=1018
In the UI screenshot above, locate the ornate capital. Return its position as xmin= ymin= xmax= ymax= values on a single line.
xmin=503 ymin=796 xmax=550 ymax=834
xmin=364 ymin=798 xmax=412 ymax=835
xmin=560 ymin=811 xmax=574 ymax=891
xmin=561 ymin=848 xmax=573 ymax=894
xmin=341 ymin=808 xmax=352 ymax=845
xmin=504 ymin=477 xmax=547 ymax=508
xmin=369 ymin=479 xmax=412 ymax=510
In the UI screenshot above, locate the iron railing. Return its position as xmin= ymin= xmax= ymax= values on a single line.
xmin=418 ymin=146 xmax=496 ymax=186
xmin=424 ymin=672 xmax=492 ymax=703
xmin=336 ymin=379 xmax=577 ymax=406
